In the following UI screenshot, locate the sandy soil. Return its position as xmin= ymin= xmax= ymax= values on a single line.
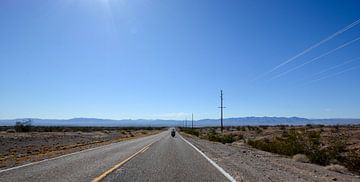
xmin=184 ymin=134 xmax=360 ymax=182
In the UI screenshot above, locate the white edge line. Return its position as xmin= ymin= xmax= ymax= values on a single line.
xmin=0 ymin=133 xmax=161 ymax=174
xmin=179 ymin=134 xmax=237 ymax=182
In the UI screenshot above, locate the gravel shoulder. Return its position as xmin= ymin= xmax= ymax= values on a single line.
xmin=183 ymin=134 xmax=360 ymax=182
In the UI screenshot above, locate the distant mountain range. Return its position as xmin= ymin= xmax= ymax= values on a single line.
xmin=1 ymin=117 xmax=360 ymax=127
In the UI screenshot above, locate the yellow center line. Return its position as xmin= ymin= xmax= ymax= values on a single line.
xmin=141 ymin=146 xmax=149 ymax=153
xmin=92 ymin=140 xmax=157 ymax=182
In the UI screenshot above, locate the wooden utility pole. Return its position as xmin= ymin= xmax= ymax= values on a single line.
xmin=192 ymin=113 xmax=194 ymax=129
xmin=219 ymin=90 xmax=226 ymax=132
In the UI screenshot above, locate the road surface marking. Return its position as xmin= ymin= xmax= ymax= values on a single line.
xmin=0 ymin=133 xmax=161 ymax=174
xmin=179 ymin=134 xmax=237 ymax=182
xmin=141 ymin=146 xmax=149 ymax=153
xmin=91 ymin=140 xmax=157 ymax=182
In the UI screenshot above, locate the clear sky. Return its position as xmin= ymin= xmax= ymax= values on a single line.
xmin=1 ymin=0 xmax=360 ymax=120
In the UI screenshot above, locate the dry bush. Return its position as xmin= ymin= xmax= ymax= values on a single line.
xmin=325 ymin=164 xmax=348 ymax=174
xmin=247 ymin=129 xmax=341 ymax=165
xmin=342 ymin=150 xmax=360 ymax=173
xmin=293 ymin=154 xmax=310 ymax=163
xmin=205 ymin=129 xmax=236 ymax=144
xmin=180 ymin=128 xmax=200 ymax=137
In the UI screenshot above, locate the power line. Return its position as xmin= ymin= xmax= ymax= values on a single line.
xmin=303 ymin=65 xmax=360 ymax=86
xmin=311 ymin=57 xmax=360 ymax=78
xmin=271 ymin=36 xmax=360 ymax=80
xmin=254 ymin=18 xmax=360 ymax=81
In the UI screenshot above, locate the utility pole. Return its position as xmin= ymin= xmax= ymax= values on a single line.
xmin=218 ymin=90 xmax=226 ymax=132
xmin=185 ymin=118 xmax=187 ymax=128
xmin=192 ymin=113 xmax=194 ymax=129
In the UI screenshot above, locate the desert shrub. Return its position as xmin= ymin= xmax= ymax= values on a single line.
xmin=6 ymin=129 xmax=16 ymax=133
xmin=42 ymin=127 xmax=53 ymax=132
xmin=248 ymin=126 xmax=261 ymax=131
xmin=181 ymin=128 xmax=200 ymax=137
xmin=247 ymin=139 xmax=268 ymax=151
xmin=246 ymin=128 xmax=360 ymax=171
xmin=325 ymin=164 xmax=348 ymax=174
xmin=221 ymin=134 xmax=236 ymax=144
xmin=247 ymin=129 xmax=328 ymax=164
xmin=341 ymin=150 xmax=360 ymax=173
xmin=327 ymin=135 xmax=347 ymax=160
xmin=207 ymin=128 xmax=219 ymax=142
xmin=15 ymin=120 xmax=32 ymax=132
xmin=278 ymin=125 xmax=286 ymax=130
xmin=308 ymin=132 xmax=348 ymax=166
xmin=118 ymin=130 xmax=127 ymax=135
xmin=235 ymin=133 xmax=244 ymax=140
xmin=293 ymin=154 xmax=310 ymax=163
xmin=205 ymin=129 xmax=235 ymax=144
xmin=245 ymin=125 xmax=359 ymax=174
xmin=256 ymin=128 xmax=263 ymax=134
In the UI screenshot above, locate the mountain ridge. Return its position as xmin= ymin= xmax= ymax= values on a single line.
xmin=1 ymin=117 xmax=360 ymax=127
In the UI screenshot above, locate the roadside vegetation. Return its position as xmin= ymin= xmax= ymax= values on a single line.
xmin=180 ymin=125 xmax=360 ymax=174
xmin=180 ymin=127 xmax=200 ymax=137
xmin=180 ymin=127 xmax=241 ymax=144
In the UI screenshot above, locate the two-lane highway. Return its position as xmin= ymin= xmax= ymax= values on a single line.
xmin=0 ymin=130 xmax=232 ymax=182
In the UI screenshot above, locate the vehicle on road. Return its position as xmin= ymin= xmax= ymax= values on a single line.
xmin=171 ymin=129 xmax=176 ymax=137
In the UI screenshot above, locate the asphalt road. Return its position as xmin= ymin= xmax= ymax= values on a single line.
xmin=103 ymin=132 xmax=228 ymax=182
xmin=0 ymin=130 xmax=230 ymax=182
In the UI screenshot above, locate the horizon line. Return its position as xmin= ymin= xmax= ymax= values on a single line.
xmin=1 ymin=116 xmax=360 ymax=121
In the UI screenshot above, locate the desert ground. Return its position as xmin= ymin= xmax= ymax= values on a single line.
xmin=181 ymin=125 xmax=360 ymax=176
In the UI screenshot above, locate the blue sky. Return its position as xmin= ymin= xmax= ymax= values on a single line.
xmin=1 ymin=0 xmax=360 ymax=120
